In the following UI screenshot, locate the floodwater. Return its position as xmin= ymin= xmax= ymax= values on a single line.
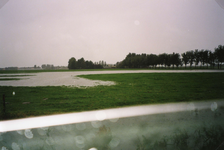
xmin=0 ymin=70 xmax=223 ymax=87
xmin=1 ymin=70 xmax=224 ymax=149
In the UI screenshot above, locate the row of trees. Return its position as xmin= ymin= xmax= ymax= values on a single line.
xmin=41 ymin=64 xmax=54 ymax=69
xmin=117 ymin=45 xmax=224 ymax=69
xmin=68 ymin=57 xmax=103 ymax=69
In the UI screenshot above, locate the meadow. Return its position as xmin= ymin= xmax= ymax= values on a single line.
xmin=0 ymin=72 xmax=224 ymax=120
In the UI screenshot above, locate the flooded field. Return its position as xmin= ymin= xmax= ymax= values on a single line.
xmin=1 ymin=70 xmax=224 ymax=149
xmin=0 ymin=70 xmax=224 ymax=87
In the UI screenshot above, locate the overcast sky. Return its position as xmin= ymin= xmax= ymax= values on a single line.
xmin=0 ymin=0 xmax=224 ymax=67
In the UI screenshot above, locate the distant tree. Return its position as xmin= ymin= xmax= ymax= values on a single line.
xmin=164 ymin=54 xmax=171 ymax=68
xmin=214 ymin=45 xmax=224 ymax=69
xmin=41 ymin=64 xmax=54 ymax=69
xmin=85 ymin=60 xmax=94 ymax=69
xmin=77 ymin=57 xmax=86 ymax=69
xmin=140 ymin=53 xmax=147 ymax=68
xmin=170 ymin=53 xmax=175 ymax=68
xmin=194 ymin=49 xmax=200 ymax=68
xmin=208 ymin=51 xmax=215 ymax=69
xmin=147 ymin=54 xmax=158 ymax=68
xmin=134 ymin=55 xmax=142 ymax=68
xmin=116 ymin=62 xmax=120 ymax=67
xmin=117 ymin=45 xmax=223 ymax=69
xmin=117 ymin=61 xmax=123 ymax=68
xmin=130 ymin=53 xmax=137 ymax=68
xmin=122 ymin=53 xmax=137 ymax=68
xmin=68 ymin=57 xmax=77 ymax=69
xmin=186 ymin=51 xmax=195 ymax=68
xmin=170 ymin=52 xmax=181 ymax=68
xmin=217 ymin=46 xmax=223 ymax=66
xmin=175 ymin=53 xmax=181 ymax=68
xmin=203 ymin=50 xmax=209 ymax=68
xmin=199 ymin=49 xmax=205 ymax=68
xmin=94 ymin=64 xmax=103 ymax=69
xmin=181 ymin=53 xmax=189 ymax=68
xmin=158 ymin=53 xmax=167 ymax=68
xmin=42 ymin=64 xmax=46 ymax=69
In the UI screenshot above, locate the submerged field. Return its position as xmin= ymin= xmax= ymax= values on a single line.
xmin=0 ymin=73 xmax=224 ymax=120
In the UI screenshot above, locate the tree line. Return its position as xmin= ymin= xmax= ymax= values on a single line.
xmin=68 ymin=57 xmax=103 ymax=69
xmin=117 ymin=45 xmax=224 ymax=69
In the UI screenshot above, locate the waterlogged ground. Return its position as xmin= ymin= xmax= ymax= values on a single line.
xmin=0 ymin=70 xmax=224 ymax=87
xmin=1 ymin=100 xmax=224 ymax=150
xmin=0 ymin=72 xmax=116 ymax=87
xmin=1 ymin=70 xmax=224 ymax=149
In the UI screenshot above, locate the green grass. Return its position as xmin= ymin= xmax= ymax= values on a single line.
xmin=0 ymin=75 xmax=33 ymax=80
xmin=0 ymin=75 xmax=34 ymax=77
xmin=0 ymin=73 xmax=224 ymax=120
xmin=0 ymin=78 xmax=24 ymax=81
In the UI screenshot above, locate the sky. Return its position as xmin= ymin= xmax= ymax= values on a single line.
xmin=0 ymin=0 xmax=224 ymax=68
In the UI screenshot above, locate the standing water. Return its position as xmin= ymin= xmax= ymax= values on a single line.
xmin=0 ymin=70 xmax=224 ymax=87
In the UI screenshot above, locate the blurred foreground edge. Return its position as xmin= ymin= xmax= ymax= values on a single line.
xmin=1 ymin=99 xmax=224 ymax=132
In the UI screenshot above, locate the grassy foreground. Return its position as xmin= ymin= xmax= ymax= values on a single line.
xmin=0 ymin=73 xmax=224 ymax=120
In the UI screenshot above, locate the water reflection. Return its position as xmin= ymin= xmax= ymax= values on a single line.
xmin=1 ymin=146 xmax=8 ymax=150
xmin=211 ymin=102 xmax=218 ymax=111
xmin=11 ymin=142 xmax=20 ymax=150
xmin=89 ymin=148 xmax=97 ymax=150
xmin=76 ymin=123 xmax=86 ymax=131
xmin=75 ymin=135 xmax=85 ymax=148
xmin=45 ymin=137 xmax=54 ymax=145
xmin=24 ymin=129 xmax=33 ymax=139
xmin=108 ymin=137 xmax=120 ymax=148
xmin=91 ymin=121 xmax=102 ymax=128
xmin=37 ymin=128 xmax=47 ymax=136
xmin=16 ymin=130 xmax=23 ymax=135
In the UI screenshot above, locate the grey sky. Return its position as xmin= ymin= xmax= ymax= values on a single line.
xmin=0 ymin=0 xmax=224 ymax=68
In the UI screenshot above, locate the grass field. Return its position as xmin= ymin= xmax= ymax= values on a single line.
xmin=0 ymin=73 xmax=224 ymax=120
xmin=0 ymin=75 xmax=32 ymax=81
xmin=0 ymin=78 xmax=24 ymax=81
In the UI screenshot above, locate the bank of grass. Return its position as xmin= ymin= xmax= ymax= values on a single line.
xmin=0 ymin=75 xmax=33 ymax=80
xmin=0 ymin=73 xmax=224 ymax=120
xmin=0 ymin=78 xmax=25 ymax=81
xmin=0 ymin=75 xmax=34 ymax=77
